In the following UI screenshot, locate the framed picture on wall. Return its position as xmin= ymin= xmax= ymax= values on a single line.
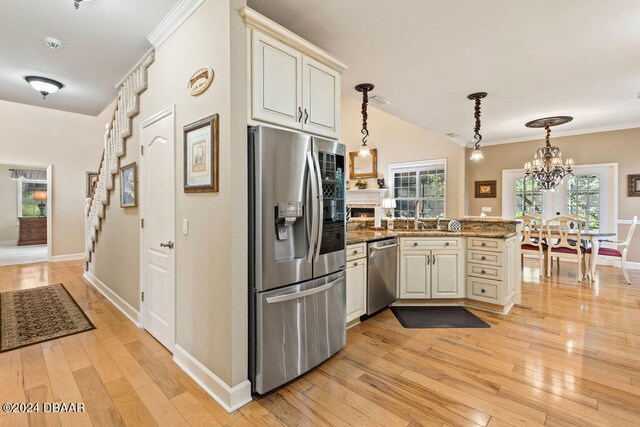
xmin=119 ymin=162 xmax=137 ymax=208
xmin=86 ymin=171 xmax=98 ymax=198
xmin=183 ymin=114 xmax=219 ymax=192
xmin=475 ymin=180 xmax=497 ymax=198
xmin=628 ymin=174 xmax=640 ymax=197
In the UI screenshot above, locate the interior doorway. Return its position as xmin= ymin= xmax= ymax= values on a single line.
xmin=0 ymin=163 xmax=52 ymax=267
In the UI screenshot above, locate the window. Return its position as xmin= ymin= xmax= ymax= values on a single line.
xmin=19 ymin=181 xmax=47 ymax=217
xmin=567 ymin=175 xmax=600 ymax=230
xmin=514 ymin=176 xmax=542 ymax=217
xmin=390 ymin=160 xmax=446 ymax=218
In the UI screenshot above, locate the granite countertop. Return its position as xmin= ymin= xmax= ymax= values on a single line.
xmin=346 ymin=229 xmax=518 ymax=245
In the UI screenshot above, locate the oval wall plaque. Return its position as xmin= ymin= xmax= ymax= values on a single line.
xmin=188 ymin=67 xmax=214 ymax=96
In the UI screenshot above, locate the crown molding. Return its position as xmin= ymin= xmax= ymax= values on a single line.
xmin=147 ymin=0 xmax=206 ymax=48
xmin=238 ymin=6 xmax=348 ymax=74
xmin=463 ymin=121 xmax=640 ymax=148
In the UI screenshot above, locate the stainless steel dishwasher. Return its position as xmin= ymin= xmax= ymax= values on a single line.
xmin=367 ymin=238 xmax=398 ymax=315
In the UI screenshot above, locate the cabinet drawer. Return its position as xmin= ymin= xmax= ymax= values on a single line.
xmin=401 ymin=238 xmax=460 ymax=250
xmin=347 ymin=258 xmax=366 ymax=269
xmin=467 ymin=263 xmax=504 ymax=281
xmin=467 ymin=277 xmax=502 ymax=304
xmin=347 ymin=243 xmax=366 ymax=261
xmin=467 ymin=237 xmax=504 ymax=252
xmin=467 ymin=250 xmax=502 ymax=266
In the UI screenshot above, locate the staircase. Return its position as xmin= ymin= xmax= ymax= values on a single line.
xmin=85 ymin=52 xmax=155 ymax=265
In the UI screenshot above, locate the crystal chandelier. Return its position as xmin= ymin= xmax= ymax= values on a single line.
xmin=523 ymin=116 xmax=575 ymax=191
xmin=468 ymin=92 xmax=487 ymax=161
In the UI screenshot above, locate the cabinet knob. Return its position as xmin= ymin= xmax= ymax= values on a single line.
xmin=445 ymin=242 xmax=450 ymax=246
xmin=481 ymin=242 xmax=487 ymax=247
xmin=353 ymin=250 xmax=358 ymax=254
xmin=481 ymin=256 xmax=486 ymax=260
xmin=353 ymin=262 xmax=358 ymax=267
xmin=481 ymin=288 xmax=486 ymax=294
xmin=413 ymin=242 xmax=418 ymax=247
xmin=481 ymin=270 xmax=486 ymax=274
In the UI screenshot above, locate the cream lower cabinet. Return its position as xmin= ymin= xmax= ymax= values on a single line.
xmin=399 ymin=238 xmax=464 ymax=299
xmin=466 ymin=237 xmax=517 ymax=306
xmin=346 ymin=243 xmax=367 ymax=322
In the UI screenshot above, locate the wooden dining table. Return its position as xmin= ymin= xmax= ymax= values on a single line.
xmin=522 ymin=228 xmax=616 ymax=281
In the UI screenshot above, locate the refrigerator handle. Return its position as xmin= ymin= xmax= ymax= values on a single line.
xmin=306 ymin=152 xmax=318 ymax=263
xmin=312 ymin=151 xmax=324 ymax=262
xmin=265 ymin=277 xmax=342 ymax=304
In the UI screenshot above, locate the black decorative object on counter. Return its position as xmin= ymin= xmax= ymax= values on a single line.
xmin=377 ymin=178 xmax=385 ymax=189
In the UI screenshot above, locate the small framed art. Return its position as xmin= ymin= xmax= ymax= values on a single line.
xmin=184 ymin=114 xmax=219 ymax=193
xmin=86 ymin=171 xmax=98 ymax=198
xmin=119 ymin=162 xmax=137 ymax=208
xmin=628 ymin=174 xmax=640 ymax=197
xmin=475 ymin=180 xmax=497 ymax=198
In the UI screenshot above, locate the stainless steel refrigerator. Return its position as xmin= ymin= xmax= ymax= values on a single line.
xmin=248 ymin=126 xmax=347 ymax=394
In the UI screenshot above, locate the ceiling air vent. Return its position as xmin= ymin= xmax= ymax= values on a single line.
xmin=370 ymin=95 xmax=390 ymax=105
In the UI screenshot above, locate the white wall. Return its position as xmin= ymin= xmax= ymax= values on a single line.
xmin=0 ymin=100 xmax=106 ymax=256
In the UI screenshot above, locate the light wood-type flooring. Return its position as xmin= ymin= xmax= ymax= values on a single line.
xmin=1 ymin=259 xmax=639 ymax=426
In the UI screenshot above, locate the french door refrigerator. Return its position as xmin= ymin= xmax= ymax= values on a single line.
xmin=248 ymin=126 xmax=347 ymax=394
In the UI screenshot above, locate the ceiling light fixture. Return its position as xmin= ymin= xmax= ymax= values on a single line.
xmin=24 ymin=76 xmax=64 ymax=99
xmin=74 ymin=0 xmax=92 ymax=10
xmin=468 ymin=92 xmax=487 ymax=161
xmin=523 ymin=116 xmax=575 ymax=191
xmin=355 ymin=83 xmax=374 ymax=157
xmin=44 ymin=37 xmax=62 ymax=50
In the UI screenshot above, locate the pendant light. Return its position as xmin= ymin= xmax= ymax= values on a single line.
xmin=523 ymin=116 xmax=575 ymax=191
xmin=24 ymin=76 xmax=64 ymax=99
xmin=355 ymin=83 xmax=374 ymax=157
xmin=468 ymin=92 xmax=487 ymax=161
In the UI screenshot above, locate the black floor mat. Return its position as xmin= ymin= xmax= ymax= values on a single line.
xmin=390 ymin=306 xmax=491 ymax=329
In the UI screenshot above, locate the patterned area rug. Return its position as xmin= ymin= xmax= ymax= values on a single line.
xmin=0 ymin=284 xmax=95 ymax=352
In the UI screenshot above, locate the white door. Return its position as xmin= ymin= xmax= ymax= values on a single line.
xmin=140 ymin=106 xmax=176 ymax=351
xmin=345 ymin=258 xmax=367 ymax=322
xmin=302 ymin=56 xmax=339 ymax=138
xmin=252 ymin=30 xmax=303 ymax=129
xmin=431 ymin=250 xmax=464 ymax=298
xmin=400 ymin=251 xmax=430 ymax=298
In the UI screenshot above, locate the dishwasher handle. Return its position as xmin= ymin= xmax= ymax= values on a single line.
xmin=370 ymin=243 xmax=398 ymax=253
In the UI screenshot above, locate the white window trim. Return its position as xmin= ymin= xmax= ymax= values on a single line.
xmin=17 ymin=179 xmax=47 ymax=217
xmin=388 ymin=158 xmax=447 ymax=218
xmin=502 ymin=163 xmax=618 ymax=233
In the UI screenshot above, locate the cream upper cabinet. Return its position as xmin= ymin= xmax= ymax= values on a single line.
xmin=346 ymin=256 xmax=367 ymax=323
xmin=241 ymin=7 xmax=346 ymax=140
xmin=302 ymin=56 xmax=340 ymax=139
xmin=251 ymin=31 xmax=303 ymax=130
xmin=431 ymin=250 xmax=465 ymax=298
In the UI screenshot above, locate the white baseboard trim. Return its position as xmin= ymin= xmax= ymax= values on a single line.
xmin=0 ymin=240 xmax=17 ymax=246
xmin=83 ymin=271 xmax=142 ymax=326
xmin=613 ymin=260 xmax=640 ymax=270
xmin=173 ymin=344 xmax=252 ymax=412
xmin=51 ymin=253 xmax=84 ymax=262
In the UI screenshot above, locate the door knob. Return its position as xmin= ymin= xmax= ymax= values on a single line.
xmin=160 ymin=241 xmax=174 ymax=249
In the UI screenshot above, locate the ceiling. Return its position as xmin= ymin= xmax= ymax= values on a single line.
xmin=0 ymin=0 xmax=179 ymax=116
xmin=248 ymin=0 xmax=640 ymax=145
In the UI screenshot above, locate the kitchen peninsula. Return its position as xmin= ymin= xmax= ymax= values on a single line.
xmin=345 ymin=218 xmax=522 ymax=323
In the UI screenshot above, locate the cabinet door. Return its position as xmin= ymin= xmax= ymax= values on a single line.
xmin=251 ymin=31 xmax=302 ymax=129
xmin=302 ymin=56 xmax=340 ymax=139
xmin=346 ymin=258 xmax=367 ymax=322
xmin=399 ymin=251 xmax=430 ymax=298
xmin=431 ymin=250 xmax=464 ymax=298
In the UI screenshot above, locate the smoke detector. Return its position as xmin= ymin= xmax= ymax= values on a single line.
xmin=370 ymin=94 xmax=390 ymax=105
xmin=44 ymin=37 xmax=62 ymax=50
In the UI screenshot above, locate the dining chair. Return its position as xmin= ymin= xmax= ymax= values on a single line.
xmin=546 ymin=215 xmax=586 ymax=281
xmin=518 ymin=214 xmax=547 ymax=276
xmin=586 ymin=216 xmax=637 ymax=284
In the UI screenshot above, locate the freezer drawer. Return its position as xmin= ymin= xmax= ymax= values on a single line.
xmin=253 ymin=271 xmax=346 ymax=394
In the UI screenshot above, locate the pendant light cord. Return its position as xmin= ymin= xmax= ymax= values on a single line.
xmin=473 ymin=96 xmax=482 ymax=150
xmin=361 ymin=89 xmax=369 ymax=145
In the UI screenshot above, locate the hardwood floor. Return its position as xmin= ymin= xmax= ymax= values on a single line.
xmin=1 ymin=260 xmax=639 ymax=426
